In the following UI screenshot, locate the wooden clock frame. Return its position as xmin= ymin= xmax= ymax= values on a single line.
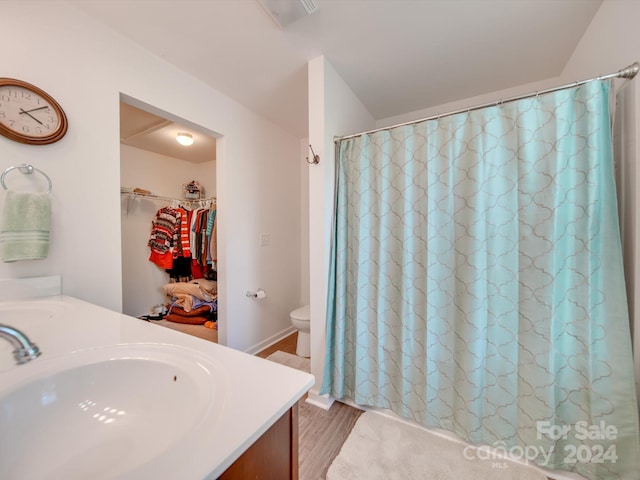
xmin=0 ymin=78 xmax=68 ymax=145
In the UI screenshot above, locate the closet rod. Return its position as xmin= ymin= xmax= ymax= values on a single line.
xmin=121 ymin=191 xmax=216 ymax=205
xmin=334 ymin=61 xmax=640 ymax=143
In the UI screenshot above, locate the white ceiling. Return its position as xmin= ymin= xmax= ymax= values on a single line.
xmin=120 ymin=102 xmax=216 ymax=164
xmin=71 ymin=0 xmax=603 ymax=139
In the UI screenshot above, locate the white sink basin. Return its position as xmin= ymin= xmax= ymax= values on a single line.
xmin=0 ymin=344 xmax=225 ymax=479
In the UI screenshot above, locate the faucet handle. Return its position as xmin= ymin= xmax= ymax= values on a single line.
xmin=0 ymin=324 xmax=41 ymax=365
xmin=14 ymin=343 xmax=41 ymax=365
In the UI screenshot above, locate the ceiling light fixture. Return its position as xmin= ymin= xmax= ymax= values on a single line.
xmin=256 ymin=0 xmax=318 ymax=29
xmin=176 ymin=132 xmax=194 ymax=146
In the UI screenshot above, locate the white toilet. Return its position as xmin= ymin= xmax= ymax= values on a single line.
xmin=290 ymin=305 xmax=310 ymax=358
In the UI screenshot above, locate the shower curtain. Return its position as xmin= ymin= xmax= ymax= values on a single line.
xmin=321 ymin=80 xmax=640 ymax=479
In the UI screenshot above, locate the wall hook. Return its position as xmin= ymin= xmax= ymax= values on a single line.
xmin=306 ymin=144 xmax=320 ymax=165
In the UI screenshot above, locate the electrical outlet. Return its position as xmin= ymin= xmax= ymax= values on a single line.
xmin=260 ymin=233 xmax=270 ymax=246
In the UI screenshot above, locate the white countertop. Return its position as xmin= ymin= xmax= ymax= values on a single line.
xmin=0 ymin=295 xmax=315 ymax=479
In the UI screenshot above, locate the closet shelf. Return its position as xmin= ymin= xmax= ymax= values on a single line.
xmin=121 ymin=190 xmax=216 ymax=206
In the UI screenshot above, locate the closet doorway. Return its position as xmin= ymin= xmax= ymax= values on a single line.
xmin=119 ymin=95 xmax=222 ymax=344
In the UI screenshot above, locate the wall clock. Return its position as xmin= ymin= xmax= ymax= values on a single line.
xmin=0 ymin=78 xmax=68 ymax=145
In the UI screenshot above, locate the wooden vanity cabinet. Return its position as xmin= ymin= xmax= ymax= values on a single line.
xmin=218 ymin=403 xmax=299 ymax=480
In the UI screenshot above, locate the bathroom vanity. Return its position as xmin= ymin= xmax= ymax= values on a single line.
xmin=219 ymin=404 xmax=298 ymax=479
xmin=0 ymin=291 xmax=314 ymax=479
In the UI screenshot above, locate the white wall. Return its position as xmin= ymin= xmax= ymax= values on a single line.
xmin=375 ymin=0 xmax=640 ymax=133
xmin=120 ymin=144 xmax=215 ymax=317
xmin=300 ymin=138 xmax=310 ymax=307
xmin=0 ymin=1 xmax=302 ymax=353
xmin=307 ymin=56 xmax=376 ymax=405
xmin=376 ymin=73 xmax=562 ymax=130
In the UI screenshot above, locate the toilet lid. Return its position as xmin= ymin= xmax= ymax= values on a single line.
xmin=290 ymin=305 xmax=310 ymax=321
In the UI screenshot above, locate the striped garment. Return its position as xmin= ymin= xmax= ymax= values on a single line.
xmin=176 ymin=207 xmax=191 ymax=257
xmin=148 ymin=207 xmax=181 ymax=268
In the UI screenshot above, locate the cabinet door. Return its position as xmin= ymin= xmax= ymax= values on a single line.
xmin=219 ymin=404 xmax=299 ymax=480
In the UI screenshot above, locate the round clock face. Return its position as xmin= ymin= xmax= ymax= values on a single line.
xmin=0 ymin=78 xmax=68 ymax=145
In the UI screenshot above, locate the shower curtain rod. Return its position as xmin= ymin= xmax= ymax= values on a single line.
xmin=334 ymin=61 xmax=640 ymax=143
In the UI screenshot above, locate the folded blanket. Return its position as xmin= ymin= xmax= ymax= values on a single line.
xmin=168 ymin=304 xmax=214 ymax=317
xmin=169 ymin=294 xmax=218 ymax=313
xmin=170 ymin=293 xmax=195 ymax=312
xmin=0 ymin=191 xmax=51 ymax=262
xmin=165 ymin=313 xmax=209 ymax=325
xmin=162 ymin=282 xmax=213 ymax=302
xmin=189 ymin=278 xmax=217 ymax=295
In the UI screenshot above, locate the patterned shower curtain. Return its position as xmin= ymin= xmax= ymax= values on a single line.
xmin=321 ymin=80 xmax=640 ymax=479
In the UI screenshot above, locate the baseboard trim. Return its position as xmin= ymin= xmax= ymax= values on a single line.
xmin=305 ymin=389 xmax=336 ymax=410
xmin=331 ymin=396 xmax=366 ymax=412
xmin=245 ymin=325 xmax=296 ymax=355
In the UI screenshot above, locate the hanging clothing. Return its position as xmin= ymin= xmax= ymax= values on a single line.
xmin=165 ymin=255 xmax=192 ymax=282
xmin=207 ymin=208 xmax=217 ymax=263
xmin=148 ymin=202 xmax=216 ymax=278
xmin=148 ymin=206 xmax=181 ymax=269
xmin=188 ymin=206 xmax=216 ymax=273
xmin=175 ymin=207 xmax=191 ymax=258
xmin=189 ymin=207 xmax=199 ymax=260
xmin=321 ymin=80 xmax=640 ymax=480
xmin=189 ymin=208 xmax=204 ymax=263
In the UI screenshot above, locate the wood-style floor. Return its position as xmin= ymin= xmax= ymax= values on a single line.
xmin=259 ymin=333 xmax=554 ymax=480
xmin=257 ymin=333 xmax=363 ymax=480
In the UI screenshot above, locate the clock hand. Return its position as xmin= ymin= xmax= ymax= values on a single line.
xmin=19 ymin=106 xmax=48 ymax=114
xmin=19 ymin=108 xmax=43 ymax=125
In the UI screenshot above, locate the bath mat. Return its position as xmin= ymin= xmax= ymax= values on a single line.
xmin=266 ymin=350 xmax=310 ymax=373
xmin=326 ymin=411 xmax=548 ymax=480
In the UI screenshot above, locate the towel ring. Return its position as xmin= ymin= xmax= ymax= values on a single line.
xmin=1 ymin=164 xmax=53 ymax=194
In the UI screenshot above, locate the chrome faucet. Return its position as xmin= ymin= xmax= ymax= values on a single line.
xmin=0 ymin=324 xmax=41 ymax=365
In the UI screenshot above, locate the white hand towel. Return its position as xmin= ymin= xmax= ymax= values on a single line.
xmin=0 ymin=191 xmax=51 ymax=262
